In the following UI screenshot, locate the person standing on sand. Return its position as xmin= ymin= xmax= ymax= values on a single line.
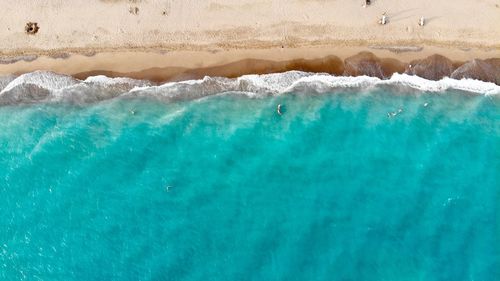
xmin=379 ymin=12 xmax=388 ymax=25
xmin=419 ymin=16 xmax=425 ymax=26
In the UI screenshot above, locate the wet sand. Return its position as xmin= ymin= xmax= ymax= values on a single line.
xmin=1 ymin=46 xmax=498 ymax=84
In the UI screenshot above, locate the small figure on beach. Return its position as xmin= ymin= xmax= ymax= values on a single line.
xmin=379 ymin=12 xmax=388 ymax=25
xmin=129 ymin=6 xmax=139 ymax=15
xmin=419 ymin=17 xmax=425 ymax=26
xmin=363 ymin=0 xmax=371 ymax=7
xmin=25 ymin=22 xmax=39 ymax=35
xmin=277 ymin=104 xmax=283 ymax=115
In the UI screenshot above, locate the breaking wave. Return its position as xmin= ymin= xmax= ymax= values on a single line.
xmin=0 ymin=71 xmax=498 ymax=105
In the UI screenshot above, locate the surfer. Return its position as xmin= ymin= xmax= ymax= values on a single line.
xmin=277 ymin=104 xmax=283 ymax=115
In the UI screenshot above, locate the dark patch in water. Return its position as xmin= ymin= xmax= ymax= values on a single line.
xmin=380 ymin=58 xmax=407 ymax=77
xmin=451 ymin=58 xmax=500 ymax=85
xmin=405 ymin=54 xmax=455 ymax=80
xmin=344 ymin=52 xmax=385 ymax=79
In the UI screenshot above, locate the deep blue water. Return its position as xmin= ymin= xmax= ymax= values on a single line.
xmin=0 ymin=89 xmax=499 ymax=280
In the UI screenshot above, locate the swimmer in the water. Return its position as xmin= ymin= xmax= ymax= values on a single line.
xmin=277 ymin=104 xmax=283 ymax=115
xmin=388 ymin=108 xmax=403 ymax=118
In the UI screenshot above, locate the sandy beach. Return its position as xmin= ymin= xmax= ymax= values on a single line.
xmin=0 ymin=0 xmax=499 ymax=81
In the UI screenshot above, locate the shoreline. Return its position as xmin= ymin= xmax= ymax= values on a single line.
xmin=1 ymin=45 xmax=498 ymax=84
xmin=1 ymin=69 xmax=499 ymax=107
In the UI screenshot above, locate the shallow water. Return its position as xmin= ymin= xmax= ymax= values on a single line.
xmin=0 ymin=87 xmax=499 ymax=280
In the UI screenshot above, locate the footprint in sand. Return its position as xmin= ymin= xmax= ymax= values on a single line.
xmin=129 ymin=6 xmax=139 ymax=15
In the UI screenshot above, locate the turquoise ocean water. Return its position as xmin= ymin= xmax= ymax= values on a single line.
xmin=0 ymin=80 xmax=499 ymax=280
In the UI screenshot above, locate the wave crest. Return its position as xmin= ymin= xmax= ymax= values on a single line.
xmin=0 ymin=71 xmax=498 ymax=105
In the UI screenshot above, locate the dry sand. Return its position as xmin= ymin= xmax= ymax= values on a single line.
xmin=0 ymin=0 xmax=499 ymax=79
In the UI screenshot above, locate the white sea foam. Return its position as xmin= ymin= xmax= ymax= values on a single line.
xmin=1 ymin=71 xmax=78 ymax=94
xmin=286 ymin=75 xmax=380 ymax=93
xmin=0 ymin=71 xmax=498 ymax=105
xmin=382 ymin=73 xmax=500 ymax=95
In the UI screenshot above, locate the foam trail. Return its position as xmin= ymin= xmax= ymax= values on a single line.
xmin=383 ymin=73 xmax=500 ymax=95
xmin=0 ymin=71 xmax=498 ymax=105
